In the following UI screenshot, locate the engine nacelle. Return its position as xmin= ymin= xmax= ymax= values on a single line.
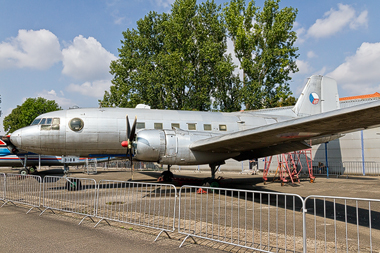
xmin=133 ymin=129 xmax=238 ymax=165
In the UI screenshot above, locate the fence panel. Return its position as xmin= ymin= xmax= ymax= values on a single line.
xmin=303 ymin=195 xmax=380 ymax=252
xmin=0 ymin=173 xmax=5 ymax=202
xmin=178 ymin=185 xmax=304 ymax=252
xmin=1 ymin=173 xmax=42 ymax=213
xmin=41 ymin=176 xmax=97 ymax=224
xmin=342 ymin=161 xmax=380 ymax=176
xmin=96 ymin=180 xmax=177 ymax=240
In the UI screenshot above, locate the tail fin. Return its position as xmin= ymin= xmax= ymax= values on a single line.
xmin=292 ymin=75 xmax=340 ymax=116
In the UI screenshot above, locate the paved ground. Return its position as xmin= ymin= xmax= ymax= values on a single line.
xmin=0 ymin=203 xmax=226 ymax=253
xmin=1 ymin=166 xmax=379 ymax=252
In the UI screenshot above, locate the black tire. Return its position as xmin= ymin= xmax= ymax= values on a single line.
xmin=66 ymin=179 xmax=82 ymax=191
xmin=202 ymin=177 xmax=219 ymax=188
xmin=19 ymin=168 xmax=29 ymax=175
xmin=160 ymin=171 xmax=174 ymax=182
xmin=29 ymin=166 xmax=38 ymax=175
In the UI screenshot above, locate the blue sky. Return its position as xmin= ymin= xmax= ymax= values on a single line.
xmin=1 ymin=0 xmax=380 ymax=134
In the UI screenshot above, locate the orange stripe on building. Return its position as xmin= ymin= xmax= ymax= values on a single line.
xmin=339 ymin=92 xmax=380 ymax=101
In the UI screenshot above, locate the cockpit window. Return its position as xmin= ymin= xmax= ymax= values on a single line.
xmin=31 ymin=118 xmax=41 ymax=125
xmin=69 ymin=118 xmax=84 ymax=131
xmin=40 ymin=118 xmax=46 ymax=125
xmin=46 ymin=118 xmax=52 ymax=125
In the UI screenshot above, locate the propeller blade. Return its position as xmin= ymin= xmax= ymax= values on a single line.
xmin=126 ymin=115 xmax=130 ymax=140
xmin=129 ymin=116 xmax=137 ymax=141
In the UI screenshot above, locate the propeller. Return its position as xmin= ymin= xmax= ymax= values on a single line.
xmin=121 ymin=115 xmax=137 ymax=165
xmin=1 ymin=135 xmax=19 ymax=154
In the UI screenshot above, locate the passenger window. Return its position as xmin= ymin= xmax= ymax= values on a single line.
xmin=40 ymin=118 xmax=46 ymax=125
xmin=187 ymin=123 xmax=196 ymax=130
xmin=171 ymin=123 xmax=180 ymax=129
xmin=31 ymin=118 xmax=41 ymax=125
xmin=219 ymin=124 xmax=227 ymax=131
xmin=136 ymin=122 xmax=145 ymax=129
xmin=69 ymin=118 xmax=84 ymax=131
xmin=154 ymin=123 xmax=163 ymax=130
xmin=204 ymin=124 xmax=211 ymax=131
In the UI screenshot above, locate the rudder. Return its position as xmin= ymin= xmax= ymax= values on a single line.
xmin=292 ymin=75 xmax=340 ymax=116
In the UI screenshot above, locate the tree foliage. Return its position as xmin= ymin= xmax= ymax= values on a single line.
xmin=3 ymin=97 xmax=61 ymax=134
xmin=101 ymin=0 xmax=241 ymax=112
xmin=101 ymin=0 xmax=298 ymax=111
xmin=224 ymin=0 xmax=298 ymax=109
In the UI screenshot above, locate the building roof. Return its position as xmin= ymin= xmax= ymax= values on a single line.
xmin=339 ymin=92 xmax=380 ymax=101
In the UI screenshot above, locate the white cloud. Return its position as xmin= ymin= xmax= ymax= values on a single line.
xmin=328 ymin=42 xmax=380 ymax=95
xmin=152 ymin=0 xmax=174 ymax=8
xmin=0 ymin=29 xmax=61 ymax=70
xmin=37 ymin=89 xmax=73 ymax=107
xmin=67 ymin=79 xmax=112 ymax=98
xmin=62 ymin=35 xmax=117 ymax=81
xmin=296 ymin=60 xmax=312 ymax=74
xmin=307 ymin=51 xmax=317 ymax=58
xmin=307 ymin=4 xmax=368 ymax=38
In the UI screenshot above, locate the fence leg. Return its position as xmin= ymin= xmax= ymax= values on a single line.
xmin=154 ymin=230 xmax=171 ymax=242
xmin=179 ymin=234 xmax=197 ymax=248
xmin=94 ymin=218 xmax=110 ymax=228
xmin=78 ymin=215 xmax=95 ymax=225
xmin=26 ymin=206 xmax=42 ymax=214
xmin=39 ymin=207 xmax=56 ymax=216
xmin=1 ymin=200 xmax=16 ymax=208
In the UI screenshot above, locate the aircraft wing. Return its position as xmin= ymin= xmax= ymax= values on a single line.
xmin=189 ymin=101 xmax=380 ymax=159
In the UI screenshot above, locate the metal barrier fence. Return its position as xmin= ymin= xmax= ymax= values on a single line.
xmin=95 ymin=180 xmax=177 ymax=240
xmin=1 ymin=173 xmax=42 ymax=213
xmin=342 ymin=161 xmax=380 ymax=176
xmin=0 ymin=173 xmax=5 ymax=202
xmin=1 ymin=174 xmax=379 ymax=252
xmin=303 ymin=195 xmax=380 ymax=252
xmin=178 ymin=185 xmax=304 ymax=252
xmin=40 ymin=176 xmax=97 ymax=225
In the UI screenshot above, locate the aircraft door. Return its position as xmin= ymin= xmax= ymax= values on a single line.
xmin=164 ymin=130 xmax=177 ymax=158
xmin=40 ymin=117 xmax=65 ymax=153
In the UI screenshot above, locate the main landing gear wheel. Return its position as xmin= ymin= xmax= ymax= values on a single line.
xmin=28 ymin=166 xmax=37 ymax=175
xmin=19 ymin=168 xmax=29 ymax=175
xmin=66 ymin=179 xmax=82 ymax=191
xmin=202 ymin=177 xmax=220 ymax=188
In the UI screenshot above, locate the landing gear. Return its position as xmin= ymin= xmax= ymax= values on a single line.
xmin=201 ymin=163 xmax=223 ymax=188
xmin=202 ymin=177 xmax=220 ymax=188
xmin=28 ymin=166 xmax=38 ymax=175
xmin=19 ymin=168 xmax=29 ymax=175
xmin=158 ymin=165 xmax=174 ymax=182
xmin=66 ymin=178 xmax=82 ymax=191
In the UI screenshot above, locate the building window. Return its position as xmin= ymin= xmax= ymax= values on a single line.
xmin=171 ymin=123 xmax=180 ymax=129
xmin=136 ymin=122 xmax=145 ymax=129
xmin=219 ymin=124 xmax=227 ymax=131
xmin=204 ymin=124 xmax=212 ymax=131
xmin=154 ymin=123 xmax=163 ymax=129
xmin=187 ymin=123 xmax=196 ymax=130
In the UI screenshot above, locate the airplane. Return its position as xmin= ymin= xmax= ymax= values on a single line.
xmin=0 ymin=136 xmax=115 ymax=175
xmin=8 ymin=75 xmax=380 ymax=183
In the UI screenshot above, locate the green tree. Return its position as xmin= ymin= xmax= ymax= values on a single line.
xmin=3 ymin=97 xmax=61 ymax=134
xmin=223 ymin=0 xmax=298 ymax=109
xmin=101 ymin=0 xmax=241 ymax=111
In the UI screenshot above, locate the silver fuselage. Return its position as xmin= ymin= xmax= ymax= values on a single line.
xmin=9 ymin=106 xmax=299 ymax=165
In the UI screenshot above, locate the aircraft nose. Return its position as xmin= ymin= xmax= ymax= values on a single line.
xmin=10 ymin=125 xmax=40 ymax=152
xmin=10 ymin=129 xmax=22 ymax=147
